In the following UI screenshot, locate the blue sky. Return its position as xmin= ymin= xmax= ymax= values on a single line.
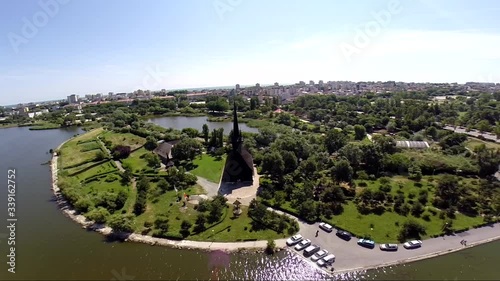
xmin=1 ymin=0 xmax=500 ymax=105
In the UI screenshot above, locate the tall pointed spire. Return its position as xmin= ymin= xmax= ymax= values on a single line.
xmin=232 ymin=100 xmax=241 ymax=151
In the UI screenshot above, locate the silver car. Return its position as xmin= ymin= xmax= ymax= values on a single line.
xmin=311 ymin=249 xmax=329 ymax=262
xmin=294 ymin=239 xmax=311 ymax=251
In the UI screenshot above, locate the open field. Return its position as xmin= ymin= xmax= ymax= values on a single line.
xmin=188 ymin=154 xmax=225 ymax=183
xmin=188 ymin=205 xmax=288 ymax=242
xmin=122 ymin=147 xmax=151 ymax=173
xmin=59 ymin=128 xmax=105 ymax=168
xmin=74 ymin=161 xmax=118 ymax=182
xmin=101 ymin=131 xmax=146 ymax=150
xmin=466 ymin=138 xmax=500 ymax=150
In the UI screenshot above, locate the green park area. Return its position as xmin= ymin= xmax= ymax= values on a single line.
xmin=56 ymin=126 xmax=290 ymax=242
xmin=188 ymin=154 xmax=226 ymax=183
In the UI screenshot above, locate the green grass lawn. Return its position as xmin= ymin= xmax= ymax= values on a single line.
xmin=189 ymin=154 xmax=226 ymax=183
xmin=74 ymin=161 xmax=118 ymax=182
xmin=466 ymin=138 xmax=500 ymax=150
xmin=101 ymin=131 xmax=146 ymax=150
xmin=187 ymin=206 xmax=288 ymax=242
xmin=59 ymin=128 xmax=104 ymax=168
xmin=81 ymin=174 xmax=128 ymax=195
xmin=134 ymin=189 xmax=199 ymax=233
xmin=121 ymin=147 xmax=151 ymax=173
xmin=324 ymin=201 xmax=484 ymax=243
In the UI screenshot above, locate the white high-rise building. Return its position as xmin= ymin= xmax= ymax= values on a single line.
xmin=67 ymin=94 xmax=79 ymax=104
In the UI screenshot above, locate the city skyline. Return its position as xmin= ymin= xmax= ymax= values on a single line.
xmin=2 ymin=0 xmax=500 ymax=105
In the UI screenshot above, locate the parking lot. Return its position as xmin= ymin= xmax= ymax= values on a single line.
xmin=282 ymin=218 xmax=500 ymax=273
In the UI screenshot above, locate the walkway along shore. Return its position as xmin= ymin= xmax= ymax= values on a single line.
xmin=51 ymin=136 xmax=500 ymax=274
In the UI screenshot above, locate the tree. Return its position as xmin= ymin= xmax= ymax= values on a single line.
xmin=154 ymin=216 xmax=170 ymax=233
xmin=398 ymin=220 xmax=426 ymax=242
xmin=331 ymin=158 xmax=353 ymax=183
xmin=134 ymin=177 xmax=150 ymax=215
xmin=360 ymin=143 xmax=383 ymax=175
xmin=202 ymin=124 xmax=209 ymax=144
xmin=408 ymin=163 xmax=422 ymax=181
xmin=476 ymin=147 xmax=500 ymax=177
xmin=86 ymin=207 xmax=110 ymax=224
xmin=354 ymin=125 xmax=366 ymax=140
xmin=95 ymin=150 xmax=106 ymax=161
xmin=281 ymin=150 xmax=298 ymax=173
xmin=265 ymin=239 xmax=276 ymax=255
xmin=171 ymin=138 xmax=202 ymax=162
xmin=145 ymin=153 xmax=161 ymax=168
xmin=180 ymin=220 xmax=192 ymax=237
xmin=338 ymin=143 xmax=363 ymax=170
xmin=207 ymin=97 xmax=229 ymax=112
xmin=107 ymin=214 xmax=134 ymax=233
xmin=157 ymin=178 xmax=171 ymax=192
xmin=411 ymin=202 xmax=424 ymax=217
xmin=194 ymin=213 xmax=207 ymax=232
xmin=373 ymin=135 xmax=396 ymax=154
xmin=325 ymin=129 xmax=347 ymax=153
xmin=144 ymin=136 xmax=158 ymax=151
xmin=439 ymin=133 xmax=467 ymax=150
xmin=261 ymin=151 xmax=285 ymax=179
xmin=435 ymin=174 xmax=460 ymax=208
xmin=112 ymin=145 xmax=131 ymax=160
xmin=182 ymin=127 xmax=199 ymax=138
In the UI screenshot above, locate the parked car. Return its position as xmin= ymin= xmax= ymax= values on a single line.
xmin=294 ymin=239 xmax=312 ymax=251
xmin=311 ymin=249 xmax=329 ymax=262
xmin=303 ymin=245 xmax=320 ymax=256
xmin=286 ymin=234 xmax=303 ymax=246
xmin=319 ymin=222 xmax=333 ymax=232
xmin=379 ymin=243 xmax=398 ymax=251
xmin=317 ymin=254 xmax=336 ymax=267
xmin=357 ymin=239 xmax=375 ymax=249
xmin=336 ymin=230 xmax=352 ymax=241
xmin=403 ymin=240 xmax=422 ymax=249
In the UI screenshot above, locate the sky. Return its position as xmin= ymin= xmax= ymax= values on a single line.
xmin=1 ymin=0 xmax=500 ymax=105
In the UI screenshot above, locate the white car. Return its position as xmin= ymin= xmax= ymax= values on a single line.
xmin=311 ymin=249 xmax=329 ymax=262
xmin=403 ymin=240 xmax=422 ymax=249
xmin=286 ymin=234 xmax=303 ymax=246
xmin=319 ymin=222 xmax=333 ymax=232
xmin=294 ymin=239 xmax=311 ymax=251
xmin=317 ymin=254 xmax=336 ymax=267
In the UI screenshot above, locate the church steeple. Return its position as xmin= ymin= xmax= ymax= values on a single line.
xmin=232 ymin=100 xmax=241 ymax=151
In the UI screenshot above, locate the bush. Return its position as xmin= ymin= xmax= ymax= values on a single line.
xmin=86 ymin=207 xmax=110 ymax=224
xmin=358 ymin=181 xmax=367 ymax=187
xmin=422 ymin=212 xmax=431 ymax=221
xmin=379 ymin=184 xmax=392 ymax=193
xmin=74 ymin=198 xmax=93 ymax=213
xmin=398 ymin=220 xmax=426 ymax=242
xmin=107 ymin=214 xmax=134 ymax=233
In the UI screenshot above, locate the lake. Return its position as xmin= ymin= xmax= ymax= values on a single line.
xmin=0 ymin=126 xmax=498 ymax=280
xmin=147 ymin=116 xmax=260 ymax=134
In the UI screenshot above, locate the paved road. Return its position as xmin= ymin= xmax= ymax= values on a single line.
xmin=444 ymin=126 xmax=500 ymax=143
xmin=196 ymin=176 xmax=220 ymax=197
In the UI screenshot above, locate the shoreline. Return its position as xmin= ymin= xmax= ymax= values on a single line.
xmin=50 ymin=136 xmax=500 ymax=274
